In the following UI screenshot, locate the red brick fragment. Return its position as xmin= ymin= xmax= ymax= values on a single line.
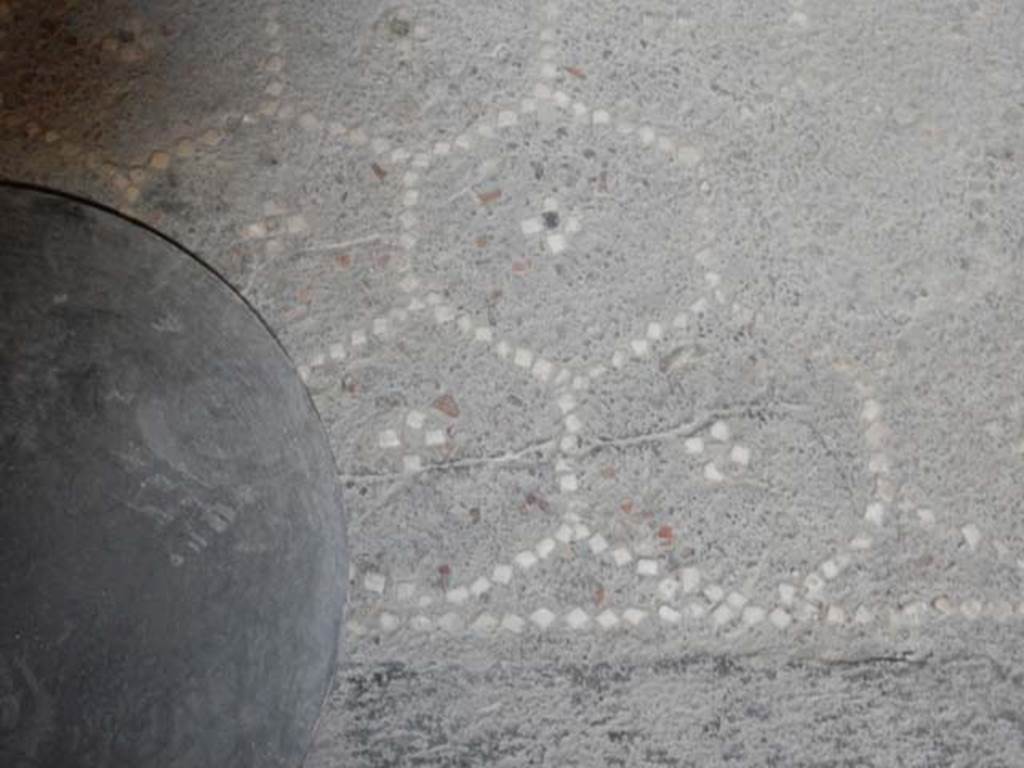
xmin=438 ymin=564 xmax=451 ymax=590
xmin=477 ymin=188 xmax=502 ymax=205
xmin=433 ymin=393 xmax=460 ymax=418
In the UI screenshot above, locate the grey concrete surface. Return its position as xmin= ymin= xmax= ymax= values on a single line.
xmin=311 ymin=637 xmax=1024 ymax=767
xmin=1 ymin=0 xmax=1023 ymax=764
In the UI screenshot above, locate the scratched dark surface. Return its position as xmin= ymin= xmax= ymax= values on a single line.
xmin=0 ymin=186 xmax=345 ymax=768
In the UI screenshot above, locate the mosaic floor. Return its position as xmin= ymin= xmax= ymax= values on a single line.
xmin=3 ymin=0 xmax=1023 ymax=764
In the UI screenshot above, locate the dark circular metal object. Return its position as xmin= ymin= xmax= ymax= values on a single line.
xmin=0 ymin=185 xmax=345 ymax=768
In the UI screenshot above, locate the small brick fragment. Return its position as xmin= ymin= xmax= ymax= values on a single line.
xmin=434 ymin=393 xmax=460 ymax=418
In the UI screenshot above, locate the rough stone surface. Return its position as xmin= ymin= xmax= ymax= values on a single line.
xmin=1 ymin=0 xmax=1023 ymax=764
xmin=311 ymin=638 xmax=1024 ymax=768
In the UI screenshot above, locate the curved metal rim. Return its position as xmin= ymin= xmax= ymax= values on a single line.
xmin=0 ymin=179 xmax=346 ymax=767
